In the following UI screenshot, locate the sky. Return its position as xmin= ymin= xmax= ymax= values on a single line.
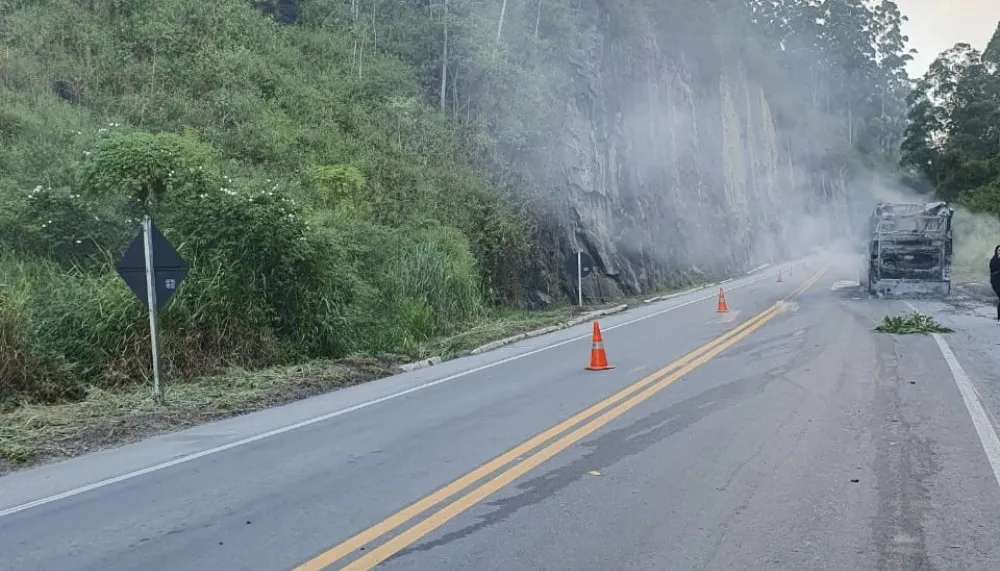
xmin=897 ymin=0 xmax=1000 ymax=79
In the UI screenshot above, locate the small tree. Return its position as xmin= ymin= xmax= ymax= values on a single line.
xmin=78 ymin=130 xmax=216 ymax=211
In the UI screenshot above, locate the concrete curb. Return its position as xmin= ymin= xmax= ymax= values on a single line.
xmin=641 ymin=262 xmax=775 ymax=305
xmin=643 ymin=284 xmax=716 ymax=305
xmin=394 ymin=304 xmax=630 ymax=373
xmin=393 ymin=260 xmax=796 ymax=373
xmin=393 ymin=356 xmax=442 ymax=374
xmin=466 ymin=303 xmax=629 ymax=356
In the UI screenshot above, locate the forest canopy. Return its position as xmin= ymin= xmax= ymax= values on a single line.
xmin=901 ymin=22 xmax=1000 ymax=216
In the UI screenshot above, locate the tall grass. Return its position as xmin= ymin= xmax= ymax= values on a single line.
xmin=0 ymin=186 xmax=493 ymax=403
xmin=0 ymin=142 xmax=498 ymax=403
xmin=0 ymin=255 xmax=77 ymax=405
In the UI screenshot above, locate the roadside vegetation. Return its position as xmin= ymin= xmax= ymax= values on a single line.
xmin=0 ymin=295 xmax=648 ymax=472
xmin=0 ymin=0 xmax=568 ymax=411
xmin=875 ymin=312 xmax=953 ymax=334
xmin=901 ymin=21 xmax=1000 ymax=209
xmin=901 ymin=22 xmax=1000 ymax=276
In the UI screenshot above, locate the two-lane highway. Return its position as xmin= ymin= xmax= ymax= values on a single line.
xmin=3 ymin=259 xmax=1000 ymax=571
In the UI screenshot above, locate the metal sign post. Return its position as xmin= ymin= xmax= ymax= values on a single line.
xmin=116 ymin=216 xmax=188 ymax=403
xmin=142 ymin=215 xmax=162 ymax=400
xmin=564 ymin=251 xmax=594 ymax=308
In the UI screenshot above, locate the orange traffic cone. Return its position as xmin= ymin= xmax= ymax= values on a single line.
xmin=585 ymin=321 xmax=614 ymax=371
xmin=717 ymin=288 xmax=728 ymax=313
xmin=777 ymin=269 xmax=783 ymax=282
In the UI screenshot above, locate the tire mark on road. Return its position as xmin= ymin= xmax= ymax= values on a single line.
xmin=872 ymin=335 xmax=934 ymax=571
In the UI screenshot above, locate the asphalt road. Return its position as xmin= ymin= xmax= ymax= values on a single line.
xmin=3 ymin=256 xmax=1000 ymax=571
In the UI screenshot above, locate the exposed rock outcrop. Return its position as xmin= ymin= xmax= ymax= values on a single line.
xmin=544 ymin=0 xmax=846 ymax=302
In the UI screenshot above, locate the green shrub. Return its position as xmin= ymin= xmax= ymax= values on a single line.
xmin=27 ymin=269 xmax=147 ymax=386
xmin=78 ymin=130 xmax=216 ymax=206
xmin=23 ymin=257 xmax=293 ymax=389
xmin=0 ymin=257 xmax=77 ymax=404
xmin=161 ymin=179 xmax=319 ymax=332
xmin=0 ymin=186 xmax=132 ymax=270
xmin=386 ymin=225 xmax=485 ymax=327
xmin=0 ymin=94 xmax=92 ymax=190
xmin=959 ymin=180 xmax=1000 ymax=218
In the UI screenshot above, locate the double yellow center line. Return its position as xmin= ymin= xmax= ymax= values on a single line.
xmin=295 ymin=267 xmax=827 ymax=570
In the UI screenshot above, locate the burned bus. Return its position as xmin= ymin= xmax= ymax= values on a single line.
xmin=861 ymin=201 xmax=954 ymax=297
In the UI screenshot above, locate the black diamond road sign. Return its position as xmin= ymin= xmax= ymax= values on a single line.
xmin=565 ymin=251 xmax=595 ymax=279
xmin=116 ymin=220 xmax=188 ymax=312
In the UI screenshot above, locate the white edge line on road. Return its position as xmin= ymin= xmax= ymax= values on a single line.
xmin=0 ymin=269 xmax=780 ymax=519
xmin=931 ymin=333 xmax=1000 ymax=489
xmin=904 ymin=301 xmax=1000 ymax=490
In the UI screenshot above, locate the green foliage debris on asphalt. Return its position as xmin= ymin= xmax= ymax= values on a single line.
xmin=875 ymin=312 xmax=954 ymax=334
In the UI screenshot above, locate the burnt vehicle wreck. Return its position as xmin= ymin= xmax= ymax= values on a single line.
xmin=861 ymin=201 xmax=954 ymax=297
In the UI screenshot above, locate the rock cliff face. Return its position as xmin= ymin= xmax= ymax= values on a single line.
xmin=250 ymin=0 xmax=860 ymax=305
xmin=543 ymin=0 xmax=840 ymax=302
